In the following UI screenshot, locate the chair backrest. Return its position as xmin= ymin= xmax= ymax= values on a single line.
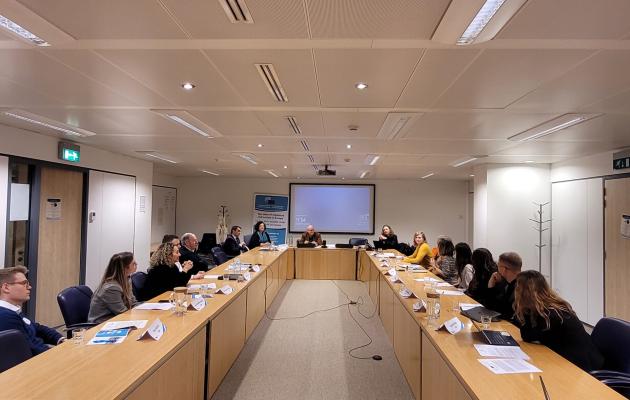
xmin=592 ymin=317 xmax=630 ymax=374
xmin=211 ymin=246 xmax=230 ymax=266
xmin=198 ymin=233 xmax=217 ymax=254
xmin=131 ymin=271 xmax=148 ymax=301
xmin=349 ymin=238 xmax=368 ymax=246
xmin=56 ymin=285 xmax=93 ymax=327
xmin=244 ymin=234 xmax=252 ymax=247
xmin=0 ymin=329 xmax=32 ymax=373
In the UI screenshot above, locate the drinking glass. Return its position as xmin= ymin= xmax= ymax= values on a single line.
xmin=481 ymin=314 xmax=492 ymax=329
xmin=72 ymin=328 xmax=86 ymax=345
xmin=169 ymin=287 xmax=188 ymax=316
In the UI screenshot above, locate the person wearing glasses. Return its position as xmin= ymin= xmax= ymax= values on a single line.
xmin=0 ymin=266 xmax=65 ymax=355
xmin=179 ymin=233 xmax=210 ymax=275
xmin=88 ymin=252 xmax=140 ymax=324
xmin=486 ymin=251 xmax=523 ymax=320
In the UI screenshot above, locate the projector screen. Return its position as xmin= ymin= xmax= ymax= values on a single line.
xmin=289 ymin=183 xmax=375 ymax=234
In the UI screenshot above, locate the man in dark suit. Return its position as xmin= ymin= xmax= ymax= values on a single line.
xmin=0 ymin=266 xmax=64 ymax=356
xmin=179 ymin=233 xmax=211 ymax=275
xmin=223 ymin=225 xmax=248 ymax=257
xmin=486 ymin=252 xmax=522 ymax=321
xmin=300 ymin=225 xmax=323 ymax=246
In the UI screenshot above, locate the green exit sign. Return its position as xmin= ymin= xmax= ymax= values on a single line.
xmin=614 ymin=157 xmax=630 ymax=170
xmin=58 ymin=142 xmax=80 ymax=163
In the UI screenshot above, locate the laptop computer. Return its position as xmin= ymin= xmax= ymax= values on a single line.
xmin=470 ymin=320 xmax=519 ymax=346
xmin=296 ymin=242 xmax=316 ymax=248
xmin=461 ymin=306 xmax=501 ymax=323
xmin=335 ymin=243 xmax=352 ymax=248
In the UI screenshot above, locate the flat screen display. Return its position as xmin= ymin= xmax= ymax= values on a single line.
xmin=289 ymin=184 xmax=375 ymax=234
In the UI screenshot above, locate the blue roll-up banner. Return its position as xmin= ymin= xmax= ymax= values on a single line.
xmin=253 ymin=194 xmax=289 ymax=244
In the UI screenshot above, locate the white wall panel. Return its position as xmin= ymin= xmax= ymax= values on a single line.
xmin=0 ymin=156 xmax=8 ymax=267
xmin=151 ymin=185 xmax=177 ymax=245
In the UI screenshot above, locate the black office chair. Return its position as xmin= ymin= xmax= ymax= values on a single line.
xmin=591 ymin=317 xmax=630 ymax=398
xmin=198 ymin=233 xmax=217 ymax=255
xmin=211 ymin=246 xmax=230 ymax=266
xmin=57 ymin=285 xmax=98 ymax=338
xmin=131 ymin=271 xmax=148 ymax=301
xmin=243 ymin=234 xmax=252 ymax=248
xmin=349 ymin=238 xmax=368 ymax=246
xmin=0 ymin=329 xmax=32 ymax=372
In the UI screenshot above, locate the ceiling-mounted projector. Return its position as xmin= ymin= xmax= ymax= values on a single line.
xmin=317 ymin=165 xmax=336 ymax=176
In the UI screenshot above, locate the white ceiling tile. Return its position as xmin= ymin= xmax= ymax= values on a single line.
xmin=435 ymin=50 xmax=594 ymax=109
xmin=307 ymin=0 xmax=450 ymax=39
xmin=189 ymin=111 xmax=270 ymax=136
xmin=255 ymin=111 xmax=324 ymax=137
xmin=17 ymin=0 xmax=187 ymax=39
xmin=96 ymin=50 xmax=243 ymax=106
xmin=322 ymin=112 xmax=387 ymax=138
xmin=163 ymin=0 xmax=308 ymax=39
xmin=315 ymin=49 xmax=422 ymax=107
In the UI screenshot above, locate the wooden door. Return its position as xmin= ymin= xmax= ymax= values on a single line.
xmin=35 ymin=167 xmax=83 ymax=327
xmin=604 ymin=177 xmax=630 ymax=320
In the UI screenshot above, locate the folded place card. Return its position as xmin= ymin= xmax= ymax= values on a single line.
xmin=243 ymin=272 xmax=252 ymax=281
xmin=413 ymin=300 xmax=427 ymax=312
xmin=388 ymin=275 xmax=403 ymax=284
xmin=251 ymin=265 xmax=261 ymax=273
xmin=437 ymin=317 xmax=464 ymax=334
xmin=399 ymin=287 xmax=417 ymax=298
xmin=385 ymin=267 xmax=397 ymax=276
xmin=187 ymin=297 xmax=206 ymax=311
xmin=137 ymin=318 xmax=166 ymax=341
xmin=215 ymin=285 xmax=234 ymax=295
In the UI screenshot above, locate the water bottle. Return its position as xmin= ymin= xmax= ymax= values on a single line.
xmin=235 ymin=258 xmax=242 ymax=273
xmin=426 ymin=288 xmax=441 ymax=328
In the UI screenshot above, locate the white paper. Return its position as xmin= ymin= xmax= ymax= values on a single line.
xmin=137 ymin=319 xmax=165 ymax=341
xmin=45 ymin=198 xmax=62 ymax=220
xmin=415 ymin=277 xmax=439 ymax=282
xmin=380 ymin=252 xmax=396 ymax=258
xmin=437 ymin=289 xmax=465 ymax=296
xmin=474 ymin=344 xmax=530 ymax=360
xmin=134 ymin=303 xmax=173 ymax=311
xmin=188 ymin=283 xmax=216 ymax=290
xmin=9 ymin=183 xmax=30 ymax=221
xmin=101 ymin=320 xmax=148 ymax=330
xmin=439 ymin=317 xmax=464 ymax=334
xmin=436 ymin=282 xmax=452 ymax=287
xmin=216 ymin=285 xmax=234 ymax=295
xmin=459 ymin=303 xmax=480 ymax=311
xmin=622 ymin=214 xmax=630 ymax=239
xmin=478 ymin=358 xmax=541 ymax=374
xmin=204 ymin=274 xmax=221 ymax=279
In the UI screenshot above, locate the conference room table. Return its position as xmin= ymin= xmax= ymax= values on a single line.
xmin=0 ymin=247 xmax=624 ymax=399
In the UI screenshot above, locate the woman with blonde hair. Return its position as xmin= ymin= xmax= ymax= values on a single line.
xmin=402 ymin=232 xmax=432 ymax=268
xmin=514 ymin=270 xmax=603 ymax=372
xmin=143 ymin=242 xmax=205 ymax=300
xmin=88 ymin=252 xmax=139 ymax=323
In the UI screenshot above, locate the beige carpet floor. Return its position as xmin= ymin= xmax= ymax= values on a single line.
xmin=211 ymin=279 xmax=414 ymax=400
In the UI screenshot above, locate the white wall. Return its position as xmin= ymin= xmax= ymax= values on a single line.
xmin=551 ymin=150 xmax=625 ymax=182
xmin=0 ymin=124 xmax=153 ymax=269
xmin=473 ymin=165 xmax=488 ymax=250
xmin=151 ymin=185 xmax=177 ymax=246
xmin=175 ymin=177 xmax=469 ymax=248
xmin=551 ymin=178 xmax=603 ymax=325
xmin=474 ymin=164 xmax=552 ymax=276
xmin=0 ymin=156 xmax=8 ymax=267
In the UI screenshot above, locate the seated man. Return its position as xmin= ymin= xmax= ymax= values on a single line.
xmin=179 ymin=233 xmax=211 ymax=275
xmin=300 ymin=225 xmax=323 ymax=246
xmin=485 ymin=252 xmax=522 ymax=321
xmin=0 ymin=266 xmax=64 ymax=355
xmin=223 ymin=225 xmax=249 ymax=257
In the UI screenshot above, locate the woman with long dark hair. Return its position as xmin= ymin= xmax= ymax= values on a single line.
xmin=428 ymin=237 xmax=458 ymax=285
xmin=248 ymin=221 xmax=272 ymax=249
xmin=465 ymin=248 xmax=497 ymax=305
xmin=514 ymin=270 xmax=603 ymax=372
xmin=378 ymin=225 xmax=398 ymax=249
xmin=88 ymin=252 xmax=139 ymax=323
xmin=454 ymin=242 xmax=473 ymax=290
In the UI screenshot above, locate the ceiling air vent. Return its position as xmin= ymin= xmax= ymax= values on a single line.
xmin=255 ymin=63 xmax=288 ymax=102
xmin=218 ymin=0 xmax=254 ymax=23
xmin=286 ymin=116 xmax=302 ymax=135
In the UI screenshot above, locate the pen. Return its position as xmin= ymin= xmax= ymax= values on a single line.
xmin=539 ymin=376 xmax=550 ymax=400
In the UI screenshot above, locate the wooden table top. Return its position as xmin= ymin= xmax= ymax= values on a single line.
xmin=366 ymin=251 xmax=625 ymax=400
xmin=0 ymin=248 xmax=288 ymax=400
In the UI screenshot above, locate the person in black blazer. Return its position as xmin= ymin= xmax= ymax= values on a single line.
xmin=0 ymin=266 xmax=64 ymax=355
xmin=485 ymin=251 xmax=522 ymax=321
xmin=179 ymin=233 xmax=211 ymax=275
xmin=378 ymin=225 xmax=398 ymax=249
xmin=223 ymin=225 xmax=248 ymax=257
xmin=248 ymin=221 xmax=272 ymax=249
xmin=514 ymin=270 xmax=604 ymax=372
xmin=144 ymin=242 xmax=205 ymax=300
xmin=465 ymin=248 xmax=498 ymax=306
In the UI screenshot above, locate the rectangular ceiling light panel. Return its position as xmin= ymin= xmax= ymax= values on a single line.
xmin=508 ymin=113 xmax=602 ymax=142
xmin=3 ymin=109 xmax=95 ymax=137
xmin=0 ymin=14 xmax=49 ymax=46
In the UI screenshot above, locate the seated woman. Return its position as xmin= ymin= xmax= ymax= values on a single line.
xmin=402 ymin=232 xmax=432 ymax=268
xmin=514 ymin=270 xmax=604 ymax=372
xmin=454 ymin=242 xmax=474 ymax=290
xmin=88 ymin=252 xmax=140 ymax=323
xmin=248 ymin=221 xmax=272 ymax=249
xmin=428 ymin=237 xmax=459 ymax=285
xmin=378 ymin=225 xmax=398 ymax=249
xmin=143 ymin=242 xmax=205 ymax=300
xmin=161 ymin=234 xmax=180 ymax=248
xmin=465 ymin=248 xmax=497 ymax=305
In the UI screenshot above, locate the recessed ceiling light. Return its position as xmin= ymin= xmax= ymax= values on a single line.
xmin=181 ymin=82 xmax=195 ymax=90
xmin=346 ymin=144 xmax=352 ymax=149
xmin=283 ymin=165 xmax=288 ymax=169
xmin=257 ymin=143 xmax=264 ymax=148
xmin=201 ymin=170 xmax=220 ymax=176
xmin=341 ymin=177 xmax=345 ymax=180
xmin=457 ymin=0 xmax=509 ymax=45
xmin=355 ymin=82 xmax=368 ymax=90
xmin=167 ymin=115 xmax=211 ymax=137
xmin=237 ymin=153 xmax=258 ymax=165
xmin=143 ymin=153 xmax=178 ymax=164
xmin=450 ymin=156 xmax=487 ymax=168
xmin=469 ymin=174 xmax=475 ymax=177
xmin=266 ymin=170 xmax=279 ymax=178
xmin=0 ymin=14 xmax=49 ymax=46
xmin=3 ymin=110 xmax=95 ymax=137
xmin=366 ymin=155 xmax=380 ymax=166
xmin=360 ymin=171 xmax=369 ymax=179
xmin=421 ymin=172 xmax=435 ymax=179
